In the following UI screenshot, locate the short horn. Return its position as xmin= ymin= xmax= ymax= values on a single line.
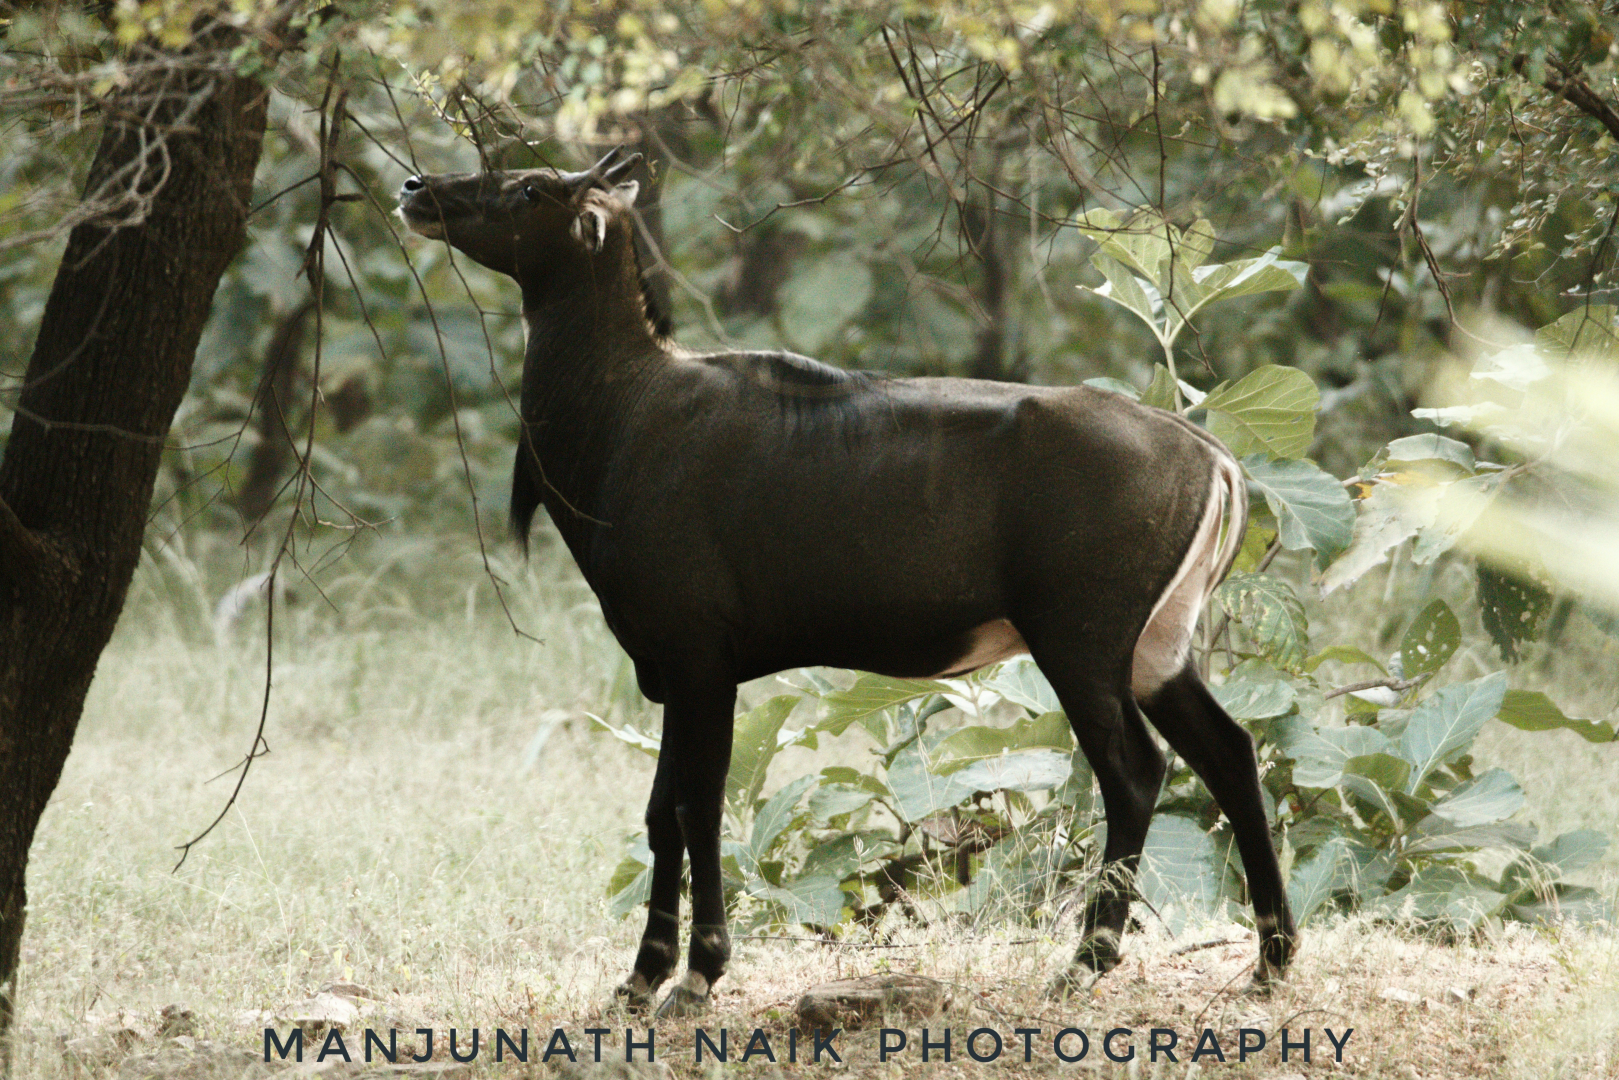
xmin=563 ymin=146 xmax=642 ymax=193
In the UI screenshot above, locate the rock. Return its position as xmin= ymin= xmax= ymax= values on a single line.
xmin=1378 ymin=987 xmax=1422 ymax=1005
xmin=1444 ymin=985 xmax=1474 ymax=1004
xmin=797 ymin=973 xmax=951 ymax=1030
xmin=280 ymin=990 xmax=360 ymax=1039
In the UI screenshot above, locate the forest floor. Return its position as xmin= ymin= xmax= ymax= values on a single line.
xmin=9 ymin=531 xmax=1619 ymax=1079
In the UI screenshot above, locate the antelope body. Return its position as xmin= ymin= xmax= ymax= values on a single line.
xmin=398 ymin=149 xmax=1297 ymax=1017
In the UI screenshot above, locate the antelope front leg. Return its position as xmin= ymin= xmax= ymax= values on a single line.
xmin=616 ymin=758 xmax=684 ymax=1009
xmin=654 ymin=684 xmax=736 ymax=1019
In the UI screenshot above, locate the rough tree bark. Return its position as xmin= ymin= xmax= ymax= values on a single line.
xmin=0 ymin=34 xmax=273 ymax=1064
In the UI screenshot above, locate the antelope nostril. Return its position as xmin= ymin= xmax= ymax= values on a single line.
xmin=402 ymin=175 xmax=425 ymax=193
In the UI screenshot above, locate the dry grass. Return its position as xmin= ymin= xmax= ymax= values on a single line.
xmin=8 ymin=531 xmax=1619 ymax=1078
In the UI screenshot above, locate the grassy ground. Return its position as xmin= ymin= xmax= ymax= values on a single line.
xmin=8 ymin=527 xmax=1619 ymax=1078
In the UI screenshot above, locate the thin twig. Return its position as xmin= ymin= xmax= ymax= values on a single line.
xmin=1323 ymin=674 xmax=1428 ymax=701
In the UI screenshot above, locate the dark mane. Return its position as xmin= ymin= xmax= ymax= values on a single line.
xmin=629 ymin=230 xmax=673 ymax=339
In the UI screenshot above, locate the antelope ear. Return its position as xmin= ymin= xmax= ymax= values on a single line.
xmin=610 ymin=180 xmax=639 ymax=207
xmin=571 ymin=204 xmax=610 ymax=252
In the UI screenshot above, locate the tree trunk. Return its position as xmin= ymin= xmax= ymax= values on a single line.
xmin=0 ymin=38 xmax=272 ymax=1065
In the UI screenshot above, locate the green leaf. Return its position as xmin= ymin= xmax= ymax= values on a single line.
xmin=885 ymin=743 xmax=976 ymax=822
xmin=1429 ymin=768 xmax=1524 ymax=827
xmin=1533 ymin=829 xmax=1611 ymax=875
xmin=1370 ymin=866 xmax=1510 ymax=931
xmin=747 ymin=873 xmax=846 ymax=926
xmin=1138 ymin=814 xmax=1222 ymax=917
xmin=1399 ymin=599 xmax=1460 ymax=678
xmin=808 ymin=783 xmax=876 ymax=822
xmin=1318 ymin=480 xmax=1443 ymax=595
xmin=1535 ymin=305 xmax=1619 ymax=365
xmin=800 ymin=834 xmax=864 ymax=882
xmin=815 ymin=675 xmax=948 ymax=737
xmin=1405 ymin=819 xmax=1535 ymax=855
xmin=1211 ymin=661 xmax=1297 ymax=720
xmin=1075 ymin=207 xmax=1175 ymax=282
xmin=1215 ymin=571 xmax=1310 ymax=671
xmin=1508 ymin=885 xmax=1612 ymax=927
xmin=1139 ymin=363 xmax=1179 ymax=410
xmin=726 ymin=695 xmax=801 ymax=813
xmin=1164 ymin=249 xmax=1306 ymax=342
xmin=1384 ymin=434 xmax=1477 ymax=474
xmin=588 ymin=713 xmax=661 ymax=757
xmin=1179 ymin=218 xmax=1218 ymax=268
xmin=747 ymin=774 xmax=818 ymax=867
xmin=1087 ymin=252 xmax=1160 ymax=333
xmin=1083 ymin=376 xmax=1141 ymax=400
xmin=1397 ymin=673 xmax=1509 ymax=793
xmin=1199 ymin=365 xmax=1320 ymax=460
xmin=1288 ymin=836 xmax=1349 ymax=927
xmin=1496 ymin=689 xmax=1616 ymax=743
xmin=1290 ymin=726 xmax=1394 ymax=788
xmin=1477 ymin=563 xmax=1552 ymax=662
xmin=949 ymin=749 xmax=1074 ymax=793
xmin=607 ymin=857 xmax=653 ymax=917
xmin=933 ymin=712 xmax=1072 ymax=773
xmin=1242 ymin=456 xmax=1355 ymax=561
xmin=980 ymin=657 xmax=1061 ymax=716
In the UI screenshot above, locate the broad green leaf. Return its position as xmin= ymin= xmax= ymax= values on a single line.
xmin=1179 ymin=218 xmax=1218 ymax=268
xmin=800 ymin=834 xmax=864 ymax=882
xmin=1397 ymin=672 xmax=1509 ymax=793
xmin=808 ymin=783 xmax=876 ymax=822
xmin=1243 ymin=456 xmax=1356 ymax=561
xmin=1139 ymin=363 xmax=1179 ymax=410
xmin=1536 ymin=305 xmax=1619 ymax=364
xmin=949 ymin=749 xmax=1073 ymax=793
xmin=885 ymin=743 xmax=976 ymax=822
xmin=1384 ymin=434 xmax=1477 ymax=474
xmin=1138 ymin=814 xmax=1222 ymax=917
xmin=1083 ymin=376 xmax=1141 ymax=400
xmin=1399 ymin=599 xmax=1460 ymax=678
xmin=1075 ymin=208 xmax=1176 ymax=282
xmin=1371 ymin=867 xmax=1509 ymax=931
xmin=1232 ymin=520 xmax=1278 ymax=573
xmin=1411 ymin=473 xmax=1502 ymax=564
xmin=1199 ymin=365 xmax=1319 ymax=460
xmin=1429 ymin=768 xmax=1524 ymax=827
xmin=747 ymin=873 xmax=846 ymax=926
xmin=1339 ymin=753 xmax=1413 ymax=823
xmin=933 ymin=712 xmax=1072 ymax=772
xmin=1477 ymin=563 xmax=1551 ymax=662
xmin=1405 ymin=819 xmax=1535 ymax=855
xmin=1508 ymin=886 xmax=1612 ymax=927
xmin=726 ymin=695 xmax=800 ymax=813
xmin=816 ymin=675 xmax=948 ymax=737
xmin=607 ymin=858 xmax=653 ymax=917
xmin=588 ymin=713 xmax=661 ymax=757
xmin=1087 ymin=252 xmax=1160 ymax=332
xmin=1496 ymin=689 xmax=1616 ymax=743
xmin=1215 ymin=571 xmax=1310 ymax=670
xmin=1317 ymin=480 xmax=1442 ymax=595
xmin=1288 ymin=836 xmax=1348 ymax=927
xmin=1532 ymin=829 xmax=1610 ymax=875
xmin=1164 ymin=249 xmax=1306 ymax=341
xmin=981 ymin=657 xmax=1061 ymax=716
xmin=1211 ymin=661 xmax=1297 ymax=719
xmin=747 ymin=774 xmax=818 ymax=866
xmin=1290 ymin=725 xmax=1393 ymax=788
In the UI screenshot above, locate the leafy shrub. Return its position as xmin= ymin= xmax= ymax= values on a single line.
xmin=601 ymin=216 xmax=1615 ymax=939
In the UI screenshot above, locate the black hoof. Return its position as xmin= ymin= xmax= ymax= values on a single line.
xmin=614 ymin=975 xmax=659 ymax=1013
xmin=655 ymin=983 xmax=708 ymax=1019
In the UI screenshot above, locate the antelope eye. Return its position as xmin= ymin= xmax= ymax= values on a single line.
xmin=521 ymin=184 xmax=541 ymax=204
